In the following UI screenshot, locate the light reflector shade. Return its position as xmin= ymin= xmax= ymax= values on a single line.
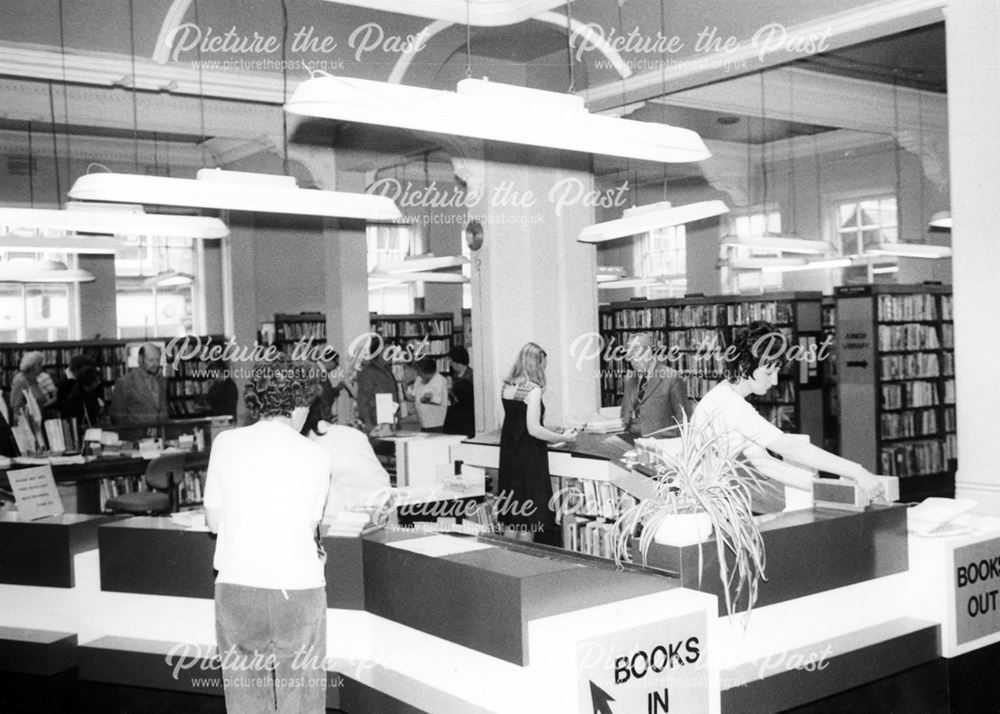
xmin=368 ymin=271 xmax=468 ymax=283
xmin=578 ymin=200 xmax=729 ymax=243
xmin=319 ymin=0 xmax=574 ymax=26
xmin=70 ymin=169 xmax=402 ymax=221
xmin=0 ymin=203 xmax=229 ymax=240
xmin=286 ymin=76 xmax=711 ymax=164
xmin=928 ymin=211 xmax=952 ymax=229
xmin=864 ymin=242 xmax=952 ymax=259
xmin=378 ymin=255 xmax=469 ymax=273
xmin=719 ymin=234 xmax=835 ymax=255
xmin=0 ymin=259 xmax=95 ymax=283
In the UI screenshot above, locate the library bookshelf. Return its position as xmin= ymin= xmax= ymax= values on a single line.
xmin=598 ymin=293 xmax=827 ymax=446
xmin=835 ymin=283 xmax=955 ymax=501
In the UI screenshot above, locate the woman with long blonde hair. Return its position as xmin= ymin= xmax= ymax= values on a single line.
xmin=497 ymin=342 xmax=576 ymax=544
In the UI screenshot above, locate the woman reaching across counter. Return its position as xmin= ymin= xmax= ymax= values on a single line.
xmin=692 ymin=321 xmax=885 ymax=510
xmin=498 ymin=342 xmax=577 ymax=545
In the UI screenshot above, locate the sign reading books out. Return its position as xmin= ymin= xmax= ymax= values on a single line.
xmin=576 ymin=610 xmax=708 ymax=714
xmin=955 ymin=538 xmax=1000 ymax=645
xmin=7 ymin=465 xmax=64 ymax=521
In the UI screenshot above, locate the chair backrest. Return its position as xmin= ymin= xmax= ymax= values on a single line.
xmin=144 ymin=452 xmax=189 ymax=491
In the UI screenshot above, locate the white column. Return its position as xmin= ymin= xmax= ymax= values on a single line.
xmin=946 ymin=0 xmax=1000 ymax=511
xmin=467 ymin=147 xmax=600 ymax=431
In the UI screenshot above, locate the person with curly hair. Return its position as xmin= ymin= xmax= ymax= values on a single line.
xmin=692 ymin=321 xmax=885 ymax=509
xmin=204 ymin=354 xmax=332 ymax=713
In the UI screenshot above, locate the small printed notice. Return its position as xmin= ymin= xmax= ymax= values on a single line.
xmin=7 ymin=465 xmax=64 ymax=521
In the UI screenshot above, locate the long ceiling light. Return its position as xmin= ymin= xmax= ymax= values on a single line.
xmin=928 ymin=211 xmax=953 ymax=229
xmin=578 ymin=200 xmax=729 ymax=243
xmin=377 ymin=255 xmax=469 ymax=273
xmin=319 ymin=0 xmax=574 ymax=26
xmin=0 ymin=259 xmax=95 ymax=283
xmin=368 ymin=271 xmax=468 ymax=284
xmin=719 ymin=257 xmax=808 ymax=270
xmin=719 ymin=235 xmax=835 ymax=255
xmin=761 ymin=257 xmax=852 ymax=273
xmin=864 ymin=242 xmax=952 ymax=259
xmin=596 ymin=277 xmax=659 ymax=290
xmin=69 ymin=169 xmax=402 ymax=221
xmin=0 ymin=203 xmax=229 ymax=242
xmin=285 ymin=75 xmax=711 ymax=164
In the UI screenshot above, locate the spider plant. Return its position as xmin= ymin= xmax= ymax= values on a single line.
xmin=611 ymin=418 xmax=768 ymax=620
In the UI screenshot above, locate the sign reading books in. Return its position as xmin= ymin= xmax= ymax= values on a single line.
xmin=7 ymin=465 xmax=64 ymax=521
xmin=576 ymin=610 xmax=708 ymax=714
xmin=955 ymin=538 xmax=1000 ymax=645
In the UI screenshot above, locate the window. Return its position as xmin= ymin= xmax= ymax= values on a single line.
xmin=0 ymin=250 xmax=74 ymax=342
xmin=367 ymin=223 xmax=415 ymax=314
xmin=635 ymin=225 xmax=687 ymax=298
xmin=720 ymin=210 xmax=784 ymax=294
xmin=835 ymin=195 xmax=897 ymax=255
xmin=115 ymin=237 xmax=200 ymax=339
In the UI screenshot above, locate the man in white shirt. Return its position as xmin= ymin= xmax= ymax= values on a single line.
xmin=204 ymin=356 xmax=331 ymax=713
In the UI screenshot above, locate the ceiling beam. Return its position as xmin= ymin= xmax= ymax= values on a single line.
xmin=581 ymin=0 xmax=947 ymax=112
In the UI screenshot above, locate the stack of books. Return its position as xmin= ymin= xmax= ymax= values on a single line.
xmin=583 ymin=407 xmax=624 ymax=434
xmin=325 ymin=511 xmax=374 ymax=537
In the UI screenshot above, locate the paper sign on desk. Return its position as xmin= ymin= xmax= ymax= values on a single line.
xmin=7 ymin=465 xmax=64 ymax=521
xmin=387 ymin=534 xmax=495 ymax=558
xmin=375 ymin=393 xmax=396 ymax=425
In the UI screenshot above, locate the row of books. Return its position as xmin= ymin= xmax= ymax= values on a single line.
xmin=880 ymin=353 xmax=943 ymax=380
xmin=941 ymin=324 xmax=954 ymax=349
xmin=169 ymin=399 xmax=212 ymax=418
xmin=944 ymin=406 xmax=956 ymax=432
xmin=277 ymin=321 xmax=327 ymax=341
xmin=371 ymin=319 xmax=452 ymax=337
xmin=393 ymin=338 xmax=452 ymax=354
xmin=0 ymin=345 xmax=127 ymax=371
xmin=98 ymin=475 xmax=145 ymax=511
xmin=877 ymin=324 xmax=941 ymax=351
xmin=877 ymin=294 xmax=939 ymax=322
xmin=167 ymin=380 xmax=212 ymax=397
xmin=177 ymin=469 xmax=205 ymax=505
xmin=552 ymin=477 xmax=631 ymax=521
xmin=566 ymin=519 xmax=616 ymax=559
xmin=880 ymin=409 xmax=939 ymax=440
xmin=881 ymin=381 xmax=940 ymax=410
xmin=879 ymin=439 xmax=945 ymax=477
xmin=941 ymin=296 xmax=953 ymax=321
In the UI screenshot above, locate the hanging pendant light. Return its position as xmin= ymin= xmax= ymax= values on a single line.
xmin=0 ymin=258 xmax=95 ymax=283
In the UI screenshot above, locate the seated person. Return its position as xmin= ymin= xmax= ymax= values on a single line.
xmin=299 ymin=397 xmax=391 ymax=516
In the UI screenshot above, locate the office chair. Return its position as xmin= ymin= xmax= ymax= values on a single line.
xmin=105 ymin=452 xmax=189 ymax=515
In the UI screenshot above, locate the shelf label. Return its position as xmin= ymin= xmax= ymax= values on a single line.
xmin=955 ymin=538 xmax=1000 ymax=645
xmin=576 ymin=611 xmax=708 ymax=713
xmin=8 ymin=465 xmax=64 ymax=521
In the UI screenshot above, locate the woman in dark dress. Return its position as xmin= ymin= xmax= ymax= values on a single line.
xmin=497 ymin=342 xmax=576 ymax=544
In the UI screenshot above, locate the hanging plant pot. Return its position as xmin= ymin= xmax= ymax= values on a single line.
xmin=653 ymin=511 xmax=713 ymax=546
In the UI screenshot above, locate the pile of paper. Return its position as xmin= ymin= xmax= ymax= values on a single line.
xmin=583 ymin=406 xmax=624 ymax=434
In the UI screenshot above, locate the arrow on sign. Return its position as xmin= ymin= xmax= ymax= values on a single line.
xmin=845 ymin=360 xmax=869 ymax=368
xmin=590 ymin=681 xmax=616 ymax=714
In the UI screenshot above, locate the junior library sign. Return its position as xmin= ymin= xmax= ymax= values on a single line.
xmin=955 ymin=538 xmax=1000 ymax=645
xmin=576 ymin=611 xmax=708 ymax=713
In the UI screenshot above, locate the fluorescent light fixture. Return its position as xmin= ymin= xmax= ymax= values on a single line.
xmin=0 ymin=203 xmax=229 ymax=241
xmin=719 ymin=257 xmax=808 ymax=270
xmin=872 ymin=265 xmax=900 ymax=275
xmin=368 ymin=271 xmax=468 ymax=284
xmin=864 ymin=242 xmax=952 ymax=259
xmin=378 ymin=255 xmax=469 ymax=273
xmin=928 ymin=211 xmax=952 ymax=229
xmin=69 ymin=169 xmax=402 ymax=221
xmin=0 ymin=259 xmax=95 ymax=283
xmin=578 ymin=200 xmax=729 ymax=244
xmin=719 ymin=234 xmax=835 ymax=255
xmin=142 ymin=271 xmax=195 ymax=288
xmin=761 ymin=257 xmax=852 ymax=274
xmin=596 ymin=277 xmax=658 ymax=290
xmin=319 ymin=0 xmax=575 ymax=26
xmin=286 ymin=75 xmax=711 ymax=164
